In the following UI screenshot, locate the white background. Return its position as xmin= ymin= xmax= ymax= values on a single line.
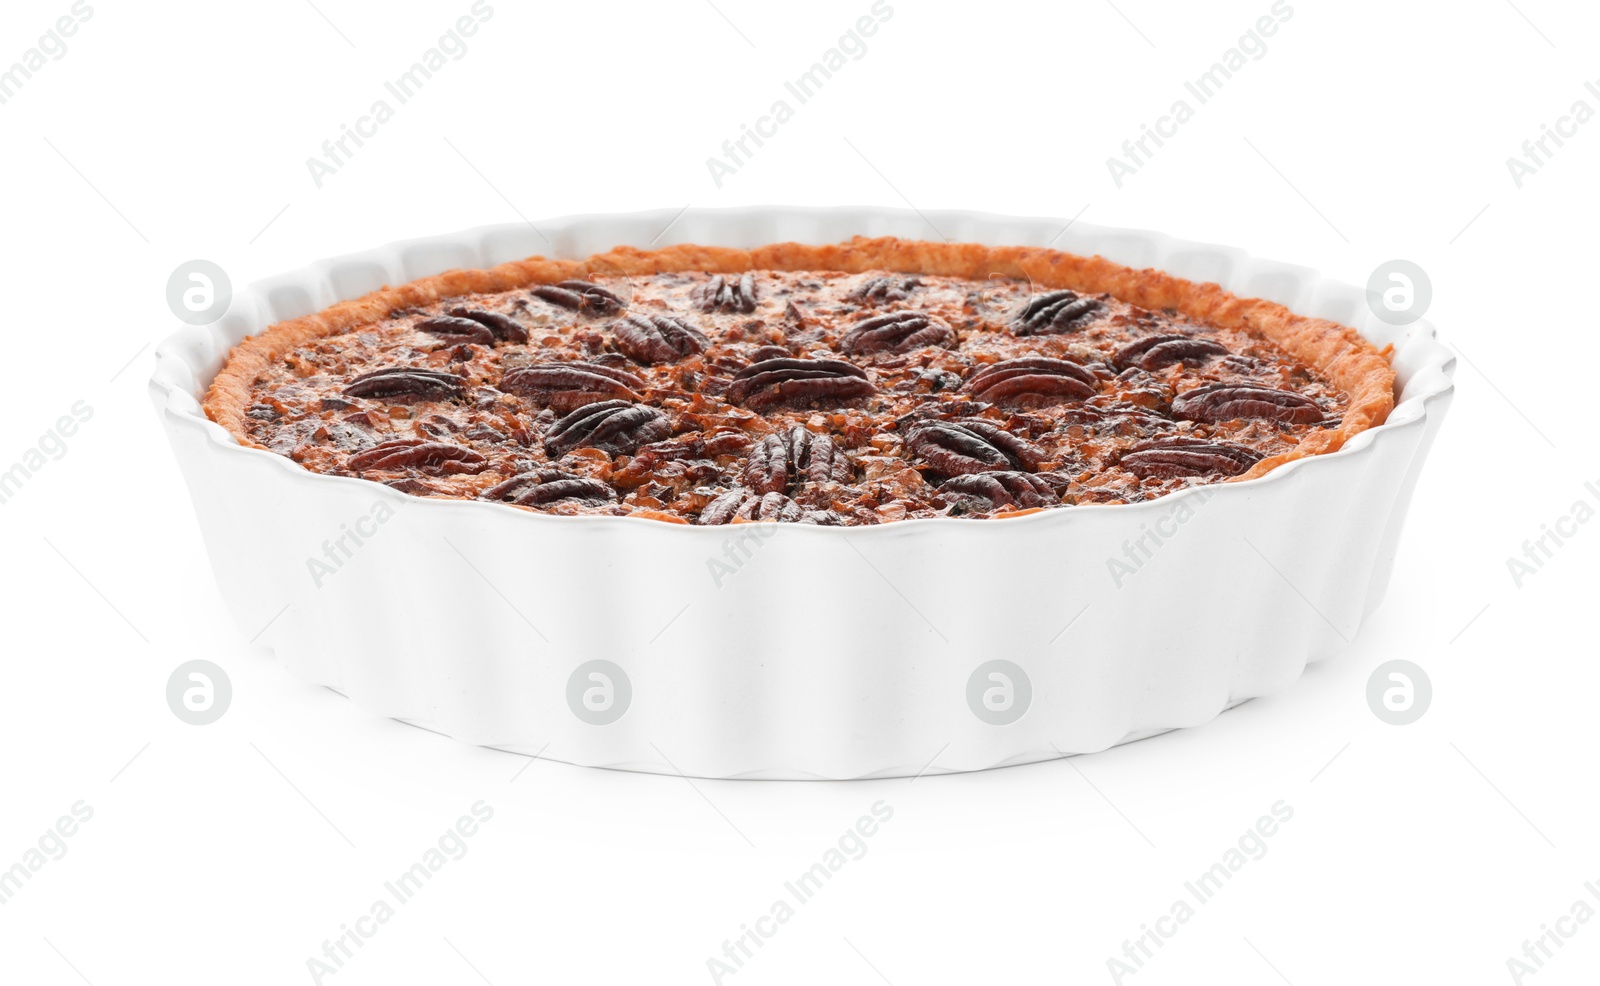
xmin=2 ymin=0 xmax=1596 ymax=983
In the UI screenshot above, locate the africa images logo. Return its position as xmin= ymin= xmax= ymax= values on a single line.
xmin=966 ymin=661 xmax=1032 ymax=725
xmin=566 ymin=660 xmax=631 ymax=725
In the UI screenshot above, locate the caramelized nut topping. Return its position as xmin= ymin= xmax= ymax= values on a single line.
xmin=233 ymin=262 xmax=1363 ymax=525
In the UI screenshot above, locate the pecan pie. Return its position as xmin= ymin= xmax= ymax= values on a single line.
xmin=204 ymin=238 xmax=1394 ymax=525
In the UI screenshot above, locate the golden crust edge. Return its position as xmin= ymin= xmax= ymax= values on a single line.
xmin=201 ymin=237 xmax=1396 ymax=485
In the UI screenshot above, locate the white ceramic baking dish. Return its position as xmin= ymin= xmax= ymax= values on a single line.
xmin=151 ymin=207 xmax=1455 ymax=779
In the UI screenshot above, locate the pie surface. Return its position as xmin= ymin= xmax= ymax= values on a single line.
xmin=203 ymin=237 xmax=1395 ymax=525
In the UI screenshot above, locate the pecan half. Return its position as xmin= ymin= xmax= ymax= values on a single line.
xmin=415 ymin=315 xmax=494 ymax=346
xmin=612 ymin=313 xmax=710 ymax=365
xmin=530 ymin=280 xmax=626 ymax=316
xmin=1172 ymin=384 xmax=1323 ymax=425
xmin=699 ymin=489 xmax=800 ymax=524
xmin=413 ymin=413 xmax=461 ymax=440
xmin=342 ymin=367 xmax=465 ymax=403
xmin=748 ymin=345 xmax=791 ymax=363
xmin=481 ymin=469 xmax=615 ymax=505
xmin=698 ymin=489 xmax=747 ymax=525
xmin=725 ymin=358 xmax=876 ymax=411
xmin=1013 ymin=290 xmax=1105 ymax=335
xmin=839 ymin=311 xmax=955 ymax=356
xmin=954 ymin=418 xmax=1048 ymax=470
xmin=347 ymin=438 xmax=488 ymax=475
xmin=905 ymin=420 xmax=1044 ymax=475
xmin=938 ymin=471 xmax=1057 ymax=509
xmin=1113 ymin=334 xmax=1229 ymax=371
xmin=1119 ymin=437 xmax=1263 ymax=479
xmin=448 ymin=307 xmax=529 ymax=344
xmin=611 ymin=431 xmax=750 ymax=487
xmin=544 ymin=400 xmax=672 ymax=457
xmin=499 ymin=362 xmax=645 ymax=413
xmin=384 ymin=478 xmax=437 ymax=495
xmin=644 ymin=431 xmax=751 ymax=461
xmin=850 ymin=276 xmax=920 ymax=304
xmin=962 ymin=357 xmax=1097 ymax=407
xmin=784 ymin=298 xmax=814 ymax=328
xmin=744 ymin=426 xmax=853 ymax=494
xmin=693 ymin=273 xmax=758 ymax=313
xmin=698 ymin=489 xmax=840 ymax=525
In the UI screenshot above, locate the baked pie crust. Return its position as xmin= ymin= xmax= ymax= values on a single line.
xmin=204 ymin=237 xmax=1394 ymax=526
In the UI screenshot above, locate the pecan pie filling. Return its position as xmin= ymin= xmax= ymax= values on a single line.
xmin=207 ymin=241 xmax=1393 ymax=526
